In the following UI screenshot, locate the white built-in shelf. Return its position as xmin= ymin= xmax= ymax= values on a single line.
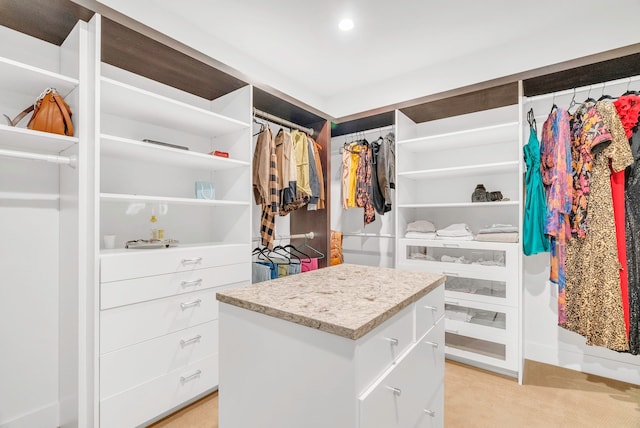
xmin=397 ymin=122 xmax=518 ymax=152
xmin=0 ymin=123 xmax=78 ymax=154
xmin=398 ymin=161 xmax=519 ymax=179
xmin=0 ymin=56 xmax=79 ymax=97
xmin=101 ymin=77 xmax=250 ymax=137
xmin=0 ymin=191 xmax=60 ymax=201
xmin=398 ymin=201 xmax=520 ymax=209
xmin=399 ymin=237 xmax=519 ymax=251
xmin=100 ymin=134 xmax=249 ymax=170
xmin=100 ymin=241 xmax=248 ymax=256
xmin=100 ymin=193 xmax=250 ymax=207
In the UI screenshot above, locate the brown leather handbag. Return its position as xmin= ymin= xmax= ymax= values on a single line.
xmin=4 ymin=88 xmax=74 ymax=136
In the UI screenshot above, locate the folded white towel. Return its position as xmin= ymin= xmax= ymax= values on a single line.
xmin=436 ymin=235 xmax=475 ymax=241
xmin=478 ymin=224 xmax=518 ymax=234
xmin=475 ymin=232 xmax=519 ymax=243
xmin=436 ymin=223 xmax=473 ymax=237
xmin=406 ymin=220 xmax=436 ymax=233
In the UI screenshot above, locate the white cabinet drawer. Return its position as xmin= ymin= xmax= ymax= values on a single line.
xmin=355 ymin=304 xmax=414 ymax=393
xmin=101 ymin=287 xmax=219 ymax=354
xmin=100 ymin=243 xmax=249 ymax=283
xmin=413 ymin=383 xmax=444 ymax=428
xmin=100 ymin=354 xmax=217 ymax=428
xmin=415 ymin=284 xmax=444 ymax=340
xmin=359 ymin=338 xmax=435 ymax=428
xmin=416 ymin=320 xmax=445 ymax=401
xmin=444 ymin=298 xmax=516 ymax=343
xmin=100 ymin=320 xmax=218 ymax=399
xmin=101 ymin=263 xmax=249 ymax=309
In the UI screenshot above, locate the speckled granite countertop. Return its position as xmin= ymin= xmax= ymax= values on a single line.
xmin=216 ymin=263 xmax=445 ymax=340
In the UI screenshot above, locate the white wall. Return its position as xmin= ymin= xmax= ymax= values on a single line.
xmin=330 ymin=128 xmax=395 ymax=268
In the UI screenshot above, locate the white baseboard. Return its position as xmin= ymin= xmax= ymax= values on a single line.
xmin=526 ymin=341 xmax=640 ymax=385
xmin=0 ymin=402 xmax=58 ymax=428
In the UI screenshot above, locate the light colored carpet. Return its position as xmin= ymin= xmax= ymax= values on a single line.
xmin=149 ymin=360 xmax=640 ymax=428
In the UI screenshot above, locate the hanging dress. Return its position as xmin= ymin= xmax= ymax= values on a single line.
xmin=626 ymin=129 xmax=640 ymax=354
xmin=540 ymin=107 xmax=572 ymax=324
xmin=523 ymin=125 xmax=549 ymax=255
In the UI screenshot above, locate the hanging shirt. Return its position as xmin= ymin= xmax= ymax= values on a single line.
xmin=275 ymin=129 xmax=297 ymax=211
xmin=307 ymin=136 xmax=320 ymax=208
xmin=291 ymin=130 xmax=311 ymax=196
xmin=312 ymin=140 xmax=325 ymax=209
xmin=523 ymin=126 xmax=549 ymax=255
xmin=356 ymin=143 xmax=375 ymax=225
xmin=342 ymin=147 xmax=351 ymax=210
xmin=348 ymin=143 xmax=360 ymax=207
xmin=376 ymin=133 xmax=396 ymax=213
xmin=626 ymin=128 xmax=640 ymax=355
xmin=253 ymin=127 xmax=278 ymax=249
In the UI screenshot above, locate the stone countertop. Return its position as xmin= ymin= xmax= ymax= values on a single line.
xmin=216 ymin=263 xmax=445 ymax=340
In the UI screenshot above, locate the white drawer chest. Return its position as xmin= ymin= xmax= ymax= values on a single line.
xmin=99 ymin=244 xmax=249 ymax=428
xmin=217 ymin=264 xmax=446 ymax=428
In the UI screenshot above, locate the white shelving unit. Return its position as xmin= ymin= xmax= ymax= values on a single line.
xmin=0 ymin=17 xmax=94 ymax=428
xmin=395 ymin=102 xmax=524 ymax=381
xmin=96 ymin=22 xmax=253 ymax=427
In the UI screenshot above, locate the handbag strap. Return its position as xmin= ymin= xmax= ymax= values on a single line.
xmin=51 ymin=91 xmax=74 ymax=136
xmin=3 ymin=104 xmax=35 ymax=127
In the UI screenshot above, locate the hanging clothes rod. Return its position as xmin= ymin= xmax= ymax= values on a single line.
xmin=528 ymin=75 xmax=640 ymax=102
xmin=342 ymin=232 xmax=395 ymax=238
xmin=0 ymin=148 xmax=77 ymax=168
xmin=252 ymin=232 xmax=315 ymax=242
xmin=253 ymin=107 xmax=315 ymax=137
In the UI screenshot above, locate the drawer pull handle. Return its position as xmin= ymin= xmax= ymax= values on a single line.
xmin=181 ymin=257 xmax=203 ymax=265
xmin=180 ymin=335 xmax=202 ymax=347
xmin=424 ymin=409 xmax=436 ymax=417
xmin=383 ymin=337 xmax=399 ymax=346
xmin=180 ymin=299 xmax=202 ymax=310
xmin=423 ymin=340 xmax=439 ymax=349
xmin=386 ymin=386 xmax=402 ymax=396
xmin=442 ymin=271 xmax=460 ymax=277
xmin=445 ymin=329 xmax=460 ymax=334
xmin=180 ymin=370 xmax=202 ymax=383
xmin=445 ymin=300 xmax=460 ymax=306
xmin=181 ymin=278 xmax=203 ymax=287
xmin=423 ymin=305 xmax=438 ymax=311
xmin=442 ymin=243 xmax=459 ymax=248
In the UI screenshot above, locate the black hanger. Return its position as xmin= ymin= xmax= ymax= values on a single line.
xmin=527 ymin=108 xmax=537 ymax=133
xmin=598 ymin=94 xmax=615 ymax=101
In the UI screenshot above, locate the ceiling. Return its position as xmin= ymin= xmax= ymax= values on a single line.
xmin=92 ymin=0 xmax=640 ymax=119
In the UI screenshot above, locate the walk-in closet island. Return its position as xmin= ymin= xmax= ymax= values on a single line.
xmin=217 ymin=264 xmax=446 ymax=428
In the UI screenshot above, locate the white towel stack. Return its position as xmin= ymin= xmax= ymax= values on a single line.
xmin=436 ymin=223 xmax=474 ymax=241
xmin=405 ymin=220 xmax=436 ymax=239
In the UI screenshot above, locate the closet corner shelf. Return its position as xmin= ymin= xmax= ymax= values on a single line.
xmin=100 ymin=134 xmax=249 ymax=170
xmin=398 ymin=161 xmax=519 ymax=179
xmin=0 ymin=124 xmax=78 ymax=154
xmin=396 ymin=122 xmax=519 ymax=152
xmin=100 ymin=77 xmax=250 ymax=137
xmin=0 ymin=56 xmax=79 ymax=96
xmin=397 ymin=201 xmax=520 ymax=209
xmin=100 ymin=193 xmax=250 ymax=207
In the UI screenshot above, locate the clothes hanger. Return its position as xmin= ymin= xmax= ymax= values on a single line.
xmin=584 ymin=85 xmax=596 ymax=104
xmin=622 ymin=78 xmax=639 ymax=96
xmin=298 ymin=235 xmax=325 ymax=260
xmin=549 ymin=92 xmax=558 ymax=115
xmin=527 ymin=108 xmax=537 ymax=133
xmin=597 ymin=82 xmax=615 ymax=101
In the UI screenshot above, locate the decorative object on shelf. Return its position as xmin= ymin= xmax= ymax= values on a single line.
xmin=4 ymin=88 xmax=74 ymax=136
xmin=103 ymin=234 xmax=116 ymax=249
xmin=195 ymin=181 xmax=215 ymax=200
xmin=142 ymin=138 xmax=189 ymax=151
xmin=471 ymin=184 xmax=504 ymax=202
xmin=124 ymin=239 xmax=179 ymax=249
xmin=210 ymin=150 xmax=229 ymax=158
xmin=471 ymin=184 xmax=488 ymax=202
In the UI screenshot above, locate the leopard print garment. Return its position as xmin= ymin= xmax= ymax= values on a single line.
xmin=562 ymin=101 xmax=633 ymax=351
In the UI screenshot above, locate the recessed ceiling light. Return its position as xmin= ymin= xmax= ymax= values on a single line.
xmin=339 ymin=18 xmax=354 ymax=31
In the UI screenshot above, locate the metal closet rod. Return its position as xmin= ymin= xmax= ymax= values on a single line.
xmin=253 ymin=107 xmax=315 ymax=137
xmin=0 ymin=148 xmax=77 ymax=168
xmin=252 ymin=232 xmax=315 ymax=242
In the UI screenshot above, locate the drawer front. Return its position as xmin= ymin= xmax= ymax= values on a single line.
xmin=416 ymin=320 xmax=445 ymax=402
xmin=100 ymin=354 xmax=217 ymax=428
xmin=443 ymin=270 xmax=515 ymax=307
xmin=100 ymin=320 xmax=218 ymax=399
xmin=413 ymin=382 xmax=444 ymax=428
xmin=359 ymin=337 xmax=440 ymax=428
xmin=415 ymin=284 xmax=444 ymax=340
xmin=100 ymin=244 xmax=249 ymax=283
xmin=101 ymin=263 xmax=249 ymax=309
xmin=355 ymin=304 xmax=414 ymax=393
xmin=101 ymin=287 xmax=220 ymax=354
xmin=444 ymin=298 xmax=517 ymax=344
